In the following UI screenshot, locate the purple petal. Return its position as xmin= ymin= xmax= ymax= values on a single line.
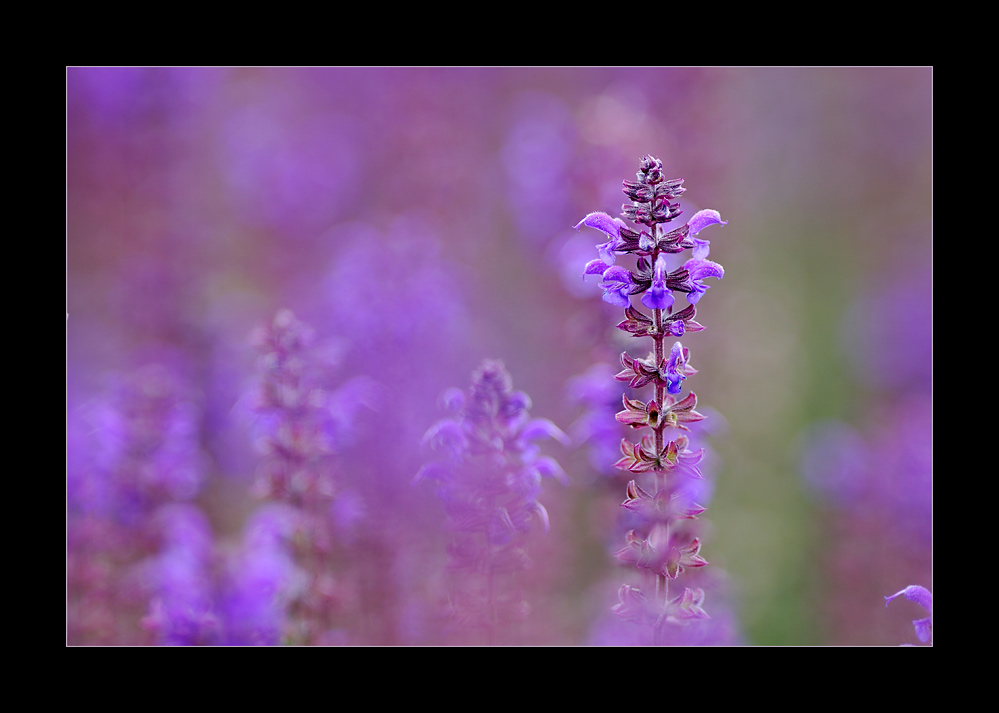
xmin=913 ymin=617 xmax=932 ymax=643
xmin=885 ymin=585 xmax=932 ymax=613
xmin=684 ymin=258 xmax=725 ymax=282
xmin=885 ymin=585 xmax=933 ymax=643
xmin=691 ymin=238 xmax=711 ymax=260
xmin=600 ymin=266 xmax=634 ymax=307
xmin=664 ymin=341 xmax=688 ymax=394
xmin=642 ymin=286 xmax=673 ymax=310
xmin=641 ymin=254 xmax=674 ymax=310
xmin=602 ymin=288 xmax=631 ymax=308
xmin=596 ymin=240 xmax=618 ymax=265
xmin=584 ymin=258 xmax=611 ymax=277
xmin=574 ymin=212 xmax=625 ymax=239
xmin=439 ymin=387 xmax=465 ymax=414
xmin=686 ymin=209 xmax=727 ymax=237
xmin=601 ymin=265 xmax=633 ymax=285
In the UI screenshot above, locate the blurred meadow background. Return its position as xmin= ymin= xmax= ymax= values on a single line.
xmin=66 ymin=67 xmax=932 ymax=646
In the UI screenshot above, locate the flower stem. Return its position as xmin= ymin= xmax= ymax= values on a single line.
xmin=652 ymin=239 xmax=669 ymax=645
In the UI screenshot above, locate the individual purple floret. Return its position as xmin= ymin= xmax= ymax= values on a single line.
xmin=685 ymin=209 xmax=728 ymax=259
xmin=575 ymin=211 xmax=628 ymax=265
xmin=681 ymin=258 xmax=725 ymax=304
xmin=664 ymin=341 xmax=690 ymax=395
xmin=642 ymin=254 xmax=674 ymax=311
xmin=885 ymin=584 xmax=932 ymax=644
xmin=416 ymin=359 xmax=568 ymax=644
xmin=595 ymin=265 xmax=636 ymax=308
xmin=575 ymin=154 xmax=727 ymax=644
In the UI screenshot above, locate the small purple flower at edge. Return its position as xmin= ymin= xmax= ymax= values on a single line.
xmin=885 ymin=584 xmax=932 ymax=643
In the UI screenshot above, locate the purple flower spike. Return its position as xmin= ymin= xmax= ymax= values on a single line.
xmin=682 ymin=258 xmax=724 ymax=304
xmin=600 ymin=266 xmax=635 ymax=308
xmin=577 ymin=155 xmax=728 ymax=641
xmin=575 ymin=211 xmax=627 ymax=264
xmin=641 ymin=254 xmax=674 ymax=311
xmin=885 ymin=584 xmax=932 ymax=643
xmin=685 ymin=209 xmax=727 ymax=260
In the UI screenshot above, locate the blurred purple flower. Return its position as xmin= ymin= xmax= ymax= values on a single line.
xmin=221 ymin=106 xmax=361 ymax=239
xmin=239 ymin=308 xmax=388 ymax=643
xmin=566 ymin=363 xmax=628 ymax=476
xmin=243 ymin=309 xmax=352 ymax=500
xmin=72 ymin=363 xmax=206 ymax=523
xmin=417 ymin=360 xmax=568 ymax=642
xmin=845 ymin=262 xmax=931 ymax=391
xmin=502 ymin=91 xmax=578 ymax=247
xmin=591 ymin=571 xmax=743 ymax=646
xmin=141 ymin=505 xmax=220 ymax=646
xmin=218 ymin=504 xmax=303 ymax=646
xmin=615 ymin=522 xmax=708 ymax=580
xmin=797 ymin=421 xmax=869 ymax=505
xmin=796 ymin=395 xmax=930 ymax=547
